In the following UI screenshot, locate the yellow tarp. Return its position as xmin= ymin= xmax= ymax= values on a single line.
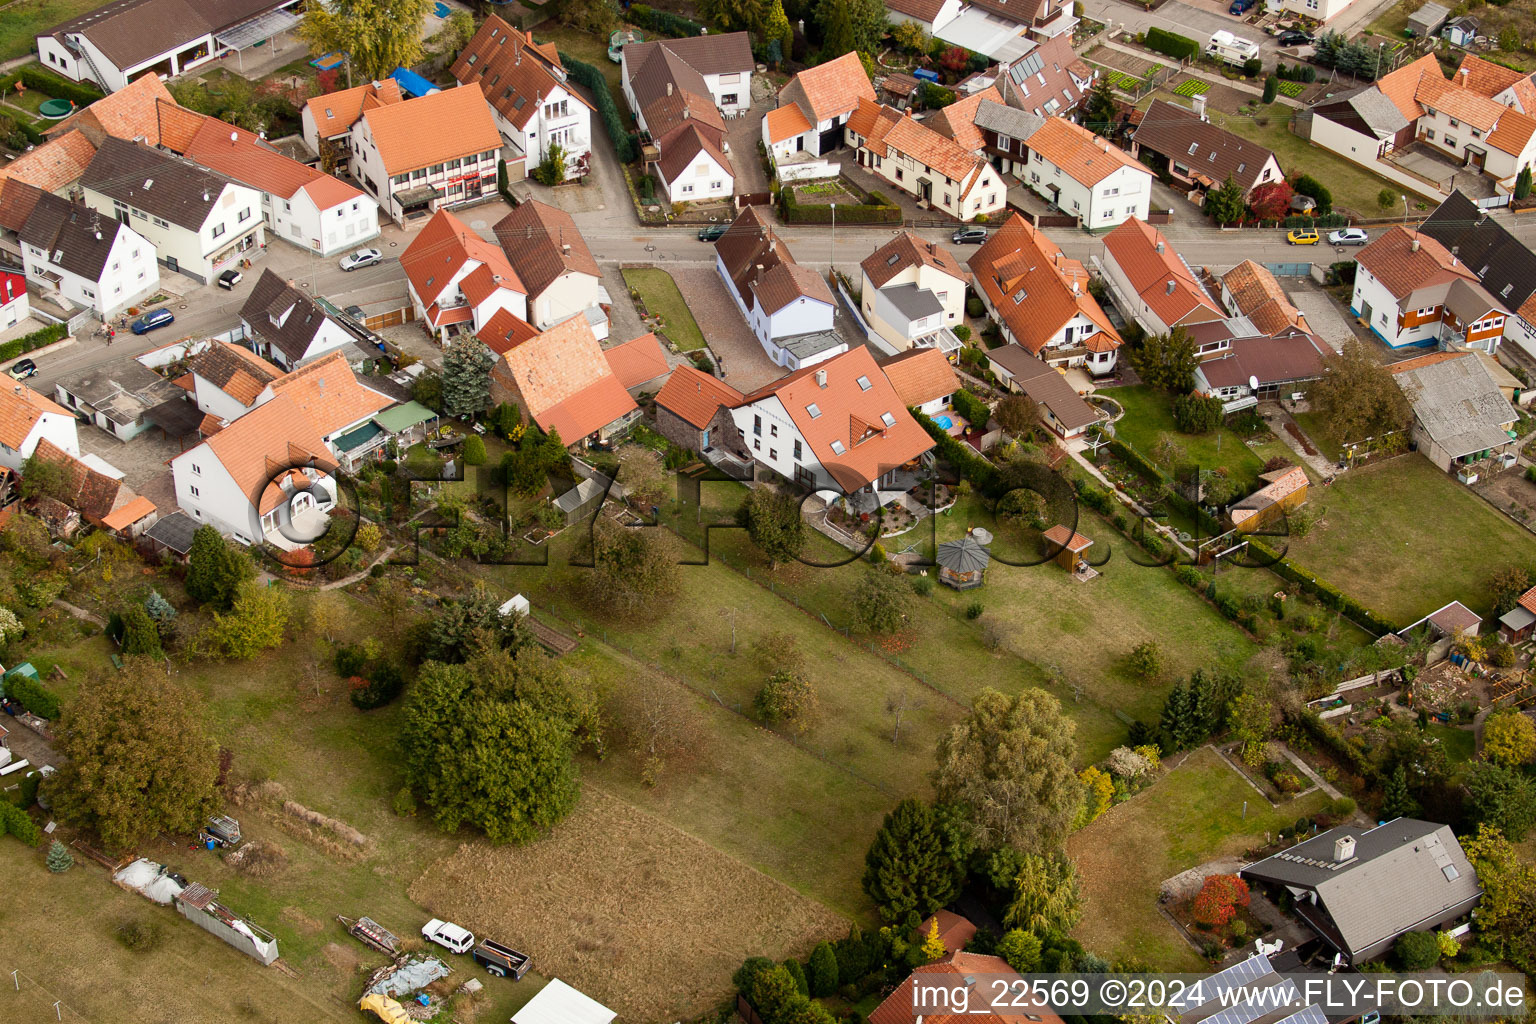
xmin=359 ymin=993 xmax=414 ymax=1023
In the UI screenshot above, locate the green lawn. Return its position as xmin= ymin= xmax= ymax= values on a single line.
xmin=1069 ymin=746 xmax=1329 ymax=968
xmin=1183 ymin=96 xmax=1440 ymax=217
xmin=1104 ymin=385 xmax=1298 ymax=493
xmin=1286 ymin=455 xmax=1536 ymax=624
xmin=534 ymin=20 xmax=625 ymax=104
xmin=1291 ymin=410 xmax=1343 ymax=462
xmin=1426 ymin=722 xmax=1476 ymax=764
xmin=0 ymin=0 xmax=108 ymax=62
xmin=621 ymin=267 xmax=706 ymax=351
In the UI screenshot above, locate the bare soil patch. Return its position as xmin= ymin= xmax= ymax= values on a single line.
xmin=408 ymin=788 xmax=847 ymax=1021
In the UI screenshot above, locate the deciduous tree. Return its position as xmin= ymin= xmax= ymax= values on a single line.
xmin=993 ymin=394 xmax=1040 ymax=437
xmin=49 ymin=660 xmax=220 ymax=852
xmin=996 ymin=929 xmax=1043 ymax=971
xmin=933 ymin=687 xmax=1080 ymax=855
xmin=1460 ymin=825 xmax=1536 ymax=971
xmin=1485 ymin=710 xmax=1536 ymax=768
xmin=851 ymin=566 xmax=909 ymax=633
xmin=1126 ymin=640 xmax=1165 ymax=682
xmin=202 ymin=579 xmax=292 ymax=660
xmin=1003 ymin=851 xmax=1083 ymax=934
xmin=584 ymin=517 xmax=680 ymax=619
xmin=297 ymin=0 xmax=433 ymax=81
xmin=737 ymin=488 xmax=805 ymax=567
xmin=1192 ymin=873 xmax=1249 ymax=927
xmin=1487 ymin=564 xmax=1532 ymax=616
xmin=1465 ymin=761 xmax=1536 ymax=840
xmin=1310 ymin=339 xmax=1411 ymax=445
xmin=753 ymin=670 xmax=819 ymax=732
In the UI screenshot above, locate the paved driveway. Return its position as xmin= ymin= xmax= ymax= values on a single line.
xmin=1287 ymin=282 xmax=1356 ymax=353
xmin=79 ymin=426 xmax=181 ymax=515
xmin=726 ymin=112 xmax=769 ymax=197
xmin=667 ymin=266 xmax=783 ymax=391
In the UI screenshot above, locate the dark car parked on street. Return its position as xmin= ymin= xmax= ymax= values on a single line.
xmin=130 ymin=308 xmax=175 ymax=334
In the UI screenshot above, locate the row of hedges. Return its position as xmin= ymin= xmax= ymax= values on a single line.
xmin=1291 ymin=707 xmax=1376 ymax=781
xmin=4 ymin=674 xmax=61 ymax=720
xmin=626 ymin=4 xmax=704 ymax=38
xmin=0 ymin=66 xmax=104 ymax=108
xmin=1146 ymin=27 xmax=1200 ymax=62
xmin=950 ymin=388 xmax=991 ymax=429
xmin=561 ymin=54 xmax=638 ymax=164
xmin=0 ymin=322 xmax=68 ymax=364
xmin=778 ymin=187 xmax=899 ymax=224
xmin=914 ymin=409 xmax=998 ymax=494
xmin=1245 ymin=535 xmax=1398 ymax=636
xmin=1107 ymin=438 xmax=1162 ymax=485
xmin=0 ymin=801 xmax=41 ymax=846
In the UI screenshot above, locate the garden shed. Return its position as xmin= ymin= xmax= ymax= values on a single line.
xmin=1406 ymin=2 xmax=1449 ymax=37
xmin=1041 ymin=524 xmax=1093 ymax=572
xmin=936 ymin=536 xmax=990 ymax=590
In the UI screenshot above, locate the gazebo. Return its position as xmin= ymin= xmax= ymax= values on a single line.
xmin=936 ymin=536 xmax=990 ymax=590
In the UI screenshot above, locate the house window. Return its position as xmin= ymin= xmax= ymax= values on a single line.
xmin=1424 ymin=130 xmax=1435 ymax=141
xmin=895 ymin=169 xmax=903 ymax=181
xmin=1445 ymin=136 xmax=1458 ymax=149
xmin=682 ymin=184 xmax=695 ymax=194
xmin=770 ymin=424 xmax=778 ymax=437
xmin=239 ymin=208 xmax=251 ymax=222
xmin=211 ymin=223 xmax=226 ymax=239
xmin=430 ymin=164 xmax=445 ymax=175
xmin=769 ymin=448 xmax=777 ymax=460
xmin=753 ymin=439 xmax=761 ymax=451
xmin=1448 ymin=117 xmax=1460 ymax=128
xmin=753 ymin=415 xmax=762 ymax=436
xmin=1102 ymin=208 xmax=1115 ymax=219
xmin=189 ymin=484 xmax=200 ymax=497
xmin=192 ymin=464 xmax=201 ymax=475
xmin=711 ymin=181 xmax=723 ymax=191
xmin=721 ymin=93 xmax=738 ymax=105
xmin=793 ymin=439 xmax=802 ymax=461
xmin=152 ymin=216 xmax=169 ymax=229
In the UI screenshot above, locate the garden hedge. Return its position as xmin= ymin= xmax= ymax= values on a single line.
xmin=778 ymin=186 xmax=899 ymax=224
xmin=914 ymin=409 xmax=998 ymax=494
xmin=1244 ymin=535 xmax=1398 ymax=635
xmin=627 ymin=4 xmax=705 ymax=37
xmin=1107 ymin=439 xmax=1162 ymax=485
xmin=0 ymin=801 xmax=41 ymax=846
xmin=1145 ymin=27 xmax=1200 ymax=62
xmin=5 ymin=675 xmax=61 ymax=720
xmin=561 ymin=54 xmax=638 ymax=164
xmin=18 ymin=67 xmax=104 ymax=106
xmin=0 ymin=322 xmax=68 ymax=364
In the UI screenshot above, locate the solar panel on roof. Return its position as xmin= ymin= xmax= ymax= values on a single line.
xmin=1275 ymin=1006 xmax=1328 ymax=1024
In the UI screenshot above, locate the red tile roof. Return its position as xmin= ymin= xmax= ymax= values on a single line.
xmin=1042 ymin=524 xmax=1093 ymax=551
xmin=860 ymin=231 xmax=968 ymax=290
xmin=0 ymin=383 xmax=71 ymax=450
xmin=1221 ymin=260 xmax=1308 ymax=334
xmin=779 ymin=51 xmax=875 ymax=125
xmin=361 ymin=87 xmax=501 ymax=177
xmin=973 ymin=214 xmax=1120 ymax=356
xmin=751 ymin=261 xmax=833 ymax=316
xmin=452 ymin=16 xmax=591 ymax=132
xmin=740 ymin=346 xmax=934 ymax=493
xmin=401 ymin=208 xmax=524 ymax=313
xmin=0 ymin=130 xmax=96 ymax=193
xmin=267 ymin=352 xmax=393 ymax=437
xmin=1102 ymin=217 xmax=1225 ymax=328
xmin=764 ymin=103 xmax=813 ymax=145
xmin=604 ymin=333 xmax=671 ymax=391
xmin=493 ymin=200 xmax=600 ymax=302
xmin=1355 ymin=225 xmax=1478 ymax=301
xmin=870 ymin=952 xmax=1066 ymax=1024
xmin=496 ymin=316 xmax=637 ymax=439
xmin=925 ymin=86 xmax=1002 ymax=153
xmin=879 ymin=347 xmax=959 ymax=408
xmin=655 ymin=364 xmax=744 ymax=428
xmin=657 ymin=122 xmax=734 ymax=187
xmin=477 ymin=308 xmax=541 ymax=355
xmin=1026 ymin=116 xmax=1140 ymax=186
xmin=45 ymin=72 xmax=176 ymax=147
xmin=303 ymin=80 xmax=405 ymax=140
xmin=915 ymin=910 xmax=977 ymax=954
xmin=192 ymin=393 xmax=336 ymax=514
xmin=181 ymin=115 xmax=364 ymax=207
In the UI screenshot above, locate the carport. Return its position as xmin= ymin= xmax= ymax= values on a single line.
xmin=215 ymin=9 xmax=304 ymax=71
xmin=144 ymin=398 xmax=205 ymax=448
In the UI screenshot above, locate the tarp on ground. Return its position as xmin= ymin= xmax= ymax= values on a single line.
xmin=359 ymin=993 xmax=415 ymax=1023
xmin=366 ymin=956 xmax=450 ymax=998
xmin=113 ymin=858 xmax=186 ymax=905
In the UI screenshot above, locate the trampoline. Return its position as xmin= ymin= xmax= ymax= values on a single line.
xmin=37 ymin=98 xmax=73 ymax=119
xmin=310 ymin=51 xmax=345 ymax=70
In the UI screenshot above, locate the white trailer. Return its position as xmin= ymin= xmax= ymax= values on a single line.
xmin=1207 ymin=30 xmax=1261 ymax=66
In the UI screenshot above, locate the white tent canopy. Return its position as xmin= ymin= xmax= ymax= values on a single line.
xmin=512 ymin=979 xmax=617 ymax=1024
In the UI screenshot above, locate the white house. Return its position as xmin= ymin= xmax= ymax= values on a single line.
xmin=239 ymin=269 xmax=359 ymax=370
xmin=857 ymin=232 xmax=968 ymax=356
xmin=1018 ymin=117 xmax=1151 ymax=229
xmin=171 ymin=392 xmax=338 ymax=547
xmin=714 ymin=206 xmax=844 ymax=370
xmin=655 ymin=125 xmax=735 ymax=204
xmin=0 ymin=383 xmax=79 ymax=473
xmin=1098 ymin=217 xmax=1226 ymax=336
xmin=79 ymin=137 xmax=263 ymax=285
xmin=878 ymin=347 xmax=960 ymax=418
xmin=35 ymin=0 xmax=300 ymax=93
xmin=300 ymin=79 xmax=405 ymax=178
xmin=622 ymin=33 xmax=755 ymax=127
xmin=53 ymin=359 xmax=182 ymax=441
xmin=1351 ymin=226 xmax=1509 ymax=351
xmin=187 ymin=341 xmax=285 ymax=422
xmin=974 ymin=215 xmax=1122 ymax=373
xmin=451 ymin=16 xmax=594 ymax=182
xmin=763 ymin=52 xmax=875 ymax=165
xmin=846 ymin=95 xmax=1008 ymax=221
xmin=16 ymin=188 xmax=160 ymax=316
xmin=729 ymin=346 xmax=934 ymax=499
xmin=492 ymin=201 xmax=608 ymax=339
xmin=400 ymin=208 xmax=528 ymax=343
xmin=346 ymin=87 xmax=503 ymax=225
xmin=177 ymin=115 xmax=378 ymax=257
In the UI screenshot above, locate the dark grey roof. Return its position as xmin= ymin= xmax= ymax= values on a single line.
xmin=56 ymin=359 xmax=179 ymax=424
xmin=1133 ymin=100 xmax=1279 ymax=192
xmin=1393 ymin=351 xmax=1516 ymax=459
xmin=622 ymin=32 xmax=753 ymax=78
xmin=46 ymin=0 xmax=285 ymax=71
xmin=18 ymin=192 xmax=124 ymax=280
xmin=81 ymin=137 xmax=236 ymax=231
xmin=239 ymin=268 xmax=335 ymax=364
xmin=778 ymin=329 xmax=846 ymax=361
xmin=882 ymin=282 xmax=945 ymax=321
xmin=937 ymin=536 xmax=990 ymax=573
xmin=1408 ymin=1 xmax=1449 ymax=30
xmin=1419 ymin=190 xmax=1536 ymax=314
xmin=1240 ymin=819 xmax=1481 ymax=960
xmin=1312 ymin=87 xmax=1408 ymax=139
xmin=974 ymin=98 xmax=1044 ymax=141
xmin=987 ymin=343 xmax=1099 ymax=432
xmin=144 ymin=509 xmax=198 ymax=553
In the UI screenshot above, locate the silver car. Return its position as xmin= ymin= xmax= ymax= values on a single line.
xmin=1327 ymin=228 xmax=1369 ymax=246
xmin=339 ymin=248 xmax=383 ymax=271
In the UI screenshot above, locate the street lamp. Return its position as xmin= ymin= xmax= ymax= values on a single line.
xmin=1375 ymin=41 xmax=1385 ymax=81
xmin=1401 ymin=194 xmax=1408 ymax=226
xmin=829 ymin=203 xmax=836 ymax=275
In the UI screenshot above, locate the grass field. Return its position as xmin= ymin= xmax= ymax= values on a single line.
xmin=1291 ymin=410 xmax=1343 ymax=461
xmin=533 ymin=20 xmax=625 ymax=103
xmin=1105 ymin=385 xmax=1302 ymax=493
xmin=0 ymin=0 xmax=104 ymax=62
xmin=1285 ymin=455 xmax=1536 ymax=623
xmin=1068 ymin=746 xmax=1329 ymax=968
xmin=621 ymin=268 xmax=707 ymax=351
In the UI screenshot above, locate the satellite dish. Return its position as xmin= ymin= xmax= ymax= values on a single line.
xmin=1249 ymin=374 xmax=1260 ymax=391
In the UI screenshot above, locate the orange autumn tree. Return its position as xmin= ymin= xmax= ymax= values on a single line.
xmin=1192 ymin=874 xmax=1250 ymax=928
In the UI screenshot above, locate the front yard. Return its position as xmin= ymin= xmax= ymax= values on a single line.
xmin=1069 ymin=746 xmax=1329 ymax=968
xmin=622 ymin=267 xmax=708 ymax=352
xmin=1285 ymin=454 xmax=1536 ymax=624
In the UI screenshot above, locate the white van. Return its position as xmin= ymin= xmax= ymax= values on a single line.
xmin=1207 ymin=30 xmax=1261 ymax=66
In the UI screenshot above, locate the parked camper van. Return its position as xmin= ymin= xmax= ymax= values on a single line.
xmin=1206 ymin=30 xmax=1261 ymax=66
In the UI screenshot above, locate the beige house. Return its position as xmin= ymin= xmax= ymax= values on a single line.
xmin=857 ymin=232 xmax=969 ymax=356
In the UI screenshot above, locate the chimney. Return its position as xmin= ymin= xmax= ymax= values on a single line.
xmin=1334 ymin=835 xmax=1356 ymax=862
xmin=1155 ymin=240 xmax=1165 ymax=254
xmin=815 ymin=368 xmax=828 ymax=388
xmin=1411 ymin=235 xmax=1421 ymax=253
xmin=1193 ymin=94 xmax=1207 ymax=121
xmin=1165 ymin=280 xmax=1176 ymax=295
xmin=666 ymin=82 xmax=673 ymax=97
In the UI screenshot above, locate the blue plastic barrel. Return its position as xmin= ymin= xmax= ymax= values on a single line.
xmin=206 ymin=839 xmax=216 ymax=850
